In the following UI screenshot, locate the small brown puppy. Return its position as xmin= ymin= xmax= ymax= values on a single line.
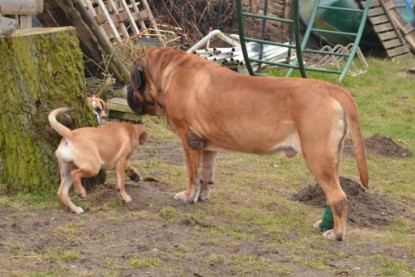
xmin=48 ymin=107 xmax=148 ymax=214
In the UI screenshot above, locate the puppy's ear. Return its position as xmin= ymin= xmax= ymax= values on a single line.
xmin=139 ymin=130 xmax=148 ymax=145
xmin=97 ymin=98 xmax=109 ymax=116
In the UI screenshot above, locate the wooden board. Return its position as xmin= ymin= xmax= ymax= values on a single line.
xmin=361 ymin=0 xmax=412 ymax=59
xmin=107 ymin=97 xmax=142 ymax=122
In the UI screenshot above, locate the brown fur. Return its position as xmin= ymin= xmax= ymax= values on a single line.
xmin=127 ymin=48 xmax=369 ymax=241
xmin=48 ymin=107 xmax=147 ymax=214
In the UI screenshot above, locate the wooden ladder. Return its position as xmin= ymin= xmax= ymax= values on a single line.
xmin=362 ymin=0 xmax=412 ymax=59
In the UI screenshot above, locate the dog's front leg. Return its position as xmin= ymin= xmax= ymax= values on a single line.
xmin=175 ymin=143 xmax=203 ymax=204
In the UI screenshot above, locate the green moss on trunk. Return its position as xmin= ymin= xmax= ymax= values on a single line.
xmin=0 ymin=27 xmax=105 ymax=193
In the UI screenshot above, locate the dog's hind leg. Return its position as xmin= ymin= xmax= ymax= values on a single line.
xmin=198 ymin=151 xmax=217 ymax=201
xmin=302 ymin=137 xmax=347 ymax=241
xmin=57 ymin=161 xmax=84 ymax=214
xmin=115 ymin=158 xmax=132 ymax=203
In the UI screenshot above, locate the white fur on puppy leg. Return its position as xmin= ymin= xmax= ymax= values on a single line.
xmin=74 ymin=206 xmax=84 ymax=214
xmin=174 ymin=191 xmax=198 ymax=204
xmin=122 ymin=194 xmax=132 ymax=203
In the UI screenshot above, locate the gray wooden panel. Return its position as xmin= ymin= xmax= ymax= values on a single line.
xmin=368 ymin=7 xmax=384 ymax=16
xmin=378 ymin=30 xmax=399 ymax=40
xmin=370 ymin=15 xmax=389 ymax=25
xmin=386 ymin=45 xmax=411 ymax=57
xmin=383 ymin=39 xmax=404 ymax=49
xmin=373 ymin=23 xmax=394 ymax=32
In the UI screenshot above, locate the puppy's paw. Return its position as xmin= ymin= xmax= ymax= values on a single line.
xmin=126 ymin=168 xmax=140 ymax=182
xmin=323 ymin=229 xmax=344 ymax=241
xmin=129 ymin=172 xmax=140 ymax=182
xmin=122 ymin=194 xmax=132 ymax=203
xmin=174 ymin=191 xmax=198 ymax=204
xmin=73 ymin=206 xmax=84 ymax=214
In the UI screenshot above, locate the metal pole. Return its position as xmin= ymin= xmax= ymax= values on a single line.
xmin=236 ymin=0 xmax=255 ymax=75
xmin=293 ymin=0 xmax=306 ymax=78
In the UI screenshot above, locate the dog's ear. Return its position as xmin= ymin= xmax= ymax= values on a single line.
xmin=97 ymin=98 xmax=109 ymax=117
xmin=139 ymin=130 xmax=148 ymax=145
xmin=131 ymin=61 xmax=143 ymax=90
xmin=127 ymin=82 xmax=144 ymax=115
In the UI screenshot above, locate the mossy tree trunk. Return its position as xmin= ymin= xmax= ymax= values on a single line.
xmin=0 ymin=27 xmax=105 ymax=193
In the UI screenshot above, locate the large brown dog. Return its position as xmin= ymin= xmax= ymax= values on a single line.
xmin=127 ymin=48 xmax=368 ymax=241
xmin=48 ymin=107 xmax=148 ymax=214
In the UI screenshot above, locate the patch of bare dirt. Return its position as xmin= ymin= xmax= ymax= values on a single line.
xmin=344 ymin=134 xmax=412 ymax=158
xmin=293 ymin=134 xmax=413 ymax=229
xmin=291 ymin=177 xmax=412 ymax=228
xmin=1 ymin=132 xmax=414 ymax=276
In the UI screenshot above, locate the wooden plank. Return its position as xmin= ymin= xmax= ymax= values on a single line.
xmin=373 ymin=22 xmax=394 ymax=32
xmin=107 ymin=97 xmax=142 ymax=122
xmin=370 ymin=15 xmax=389 ymax=25
xmin=401 ymin=23 xmax=414 ymax=35
xmin=383 ymin=38 xmax=405 ymax=49
xmin=131 ymin=10 xmax=150 ymax=22
xmin=386 ymin=45 xmax=411 ymax=57
xmin=108 ymin=0 xmax=129 ymax=38
xmin=368 ymin=7 xmax=384 ymax=16
xmin=378 ymin=30 xmax=399 ymax=40
xmin=129 ymin=0 xmax=147 ymax=31
xmin=119 ymin=0 xmax=140 ymax=33
xmin=107 ymin=97 xmax=134 ymax=113
xmin=96 ymin=0 xmax=121 ymax=41
xmin=362 ymin=0 xmax=381 ymax=7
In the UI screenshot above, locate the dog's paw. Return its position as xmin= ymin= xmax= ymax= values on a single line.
xmin=122 ymin=194 xmax=132 ymax=203
xmin=126 ymin=168 xmax=140 ymax=182
xmin=73 ymin=206 xmax=84 ymax=214
xmin=129 ymin=172 xmax=140 ymax=182
xmin=174 ymin=191 xmax=198 ymax=204
xmin=323 ymin=229 xmax=344 ymax=241
xmin=198 ymin=188 xmax=210 ymax=201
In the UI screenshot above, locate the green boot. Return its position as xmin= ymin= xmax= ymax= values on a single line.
xmin=319 ymin=205 xmax=334 ymax=232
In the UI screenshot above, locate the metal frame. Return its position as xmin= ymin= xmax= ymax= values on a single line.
xmin=236 ymin=0 xmax=372 ymax=82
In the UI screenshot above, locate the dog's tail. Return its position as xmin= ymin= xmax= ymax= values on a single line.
xmin=331 ymin=88 xmax=369 ymax=189
xmin=48 ymin=107 xmax=74 ymax=140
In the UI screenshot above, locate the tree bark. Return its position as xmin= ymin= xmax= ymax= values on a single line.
xmin=0 ymin=27 xmax=105 ymax=193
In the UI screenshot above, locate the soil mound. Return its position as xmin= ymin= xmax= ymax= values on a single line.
xmin=344 ymin=134 xmax=412 ymax=158
xmin=291 ymin=177 xmax=409 ymax=228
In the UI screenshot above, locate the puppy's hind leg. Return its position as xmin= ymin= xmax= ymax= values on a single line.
xmin=57 ymin=161 xmax=84 ymax=214
xmin=115 ymin=159 xmax=132 ymax=203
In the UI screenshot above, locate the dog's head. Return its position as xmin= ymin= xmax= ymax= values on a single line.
xmin=127 ymin=48 xmax=180 ymax=116
xmin=87 ymin=96 xmax=109 ymax=125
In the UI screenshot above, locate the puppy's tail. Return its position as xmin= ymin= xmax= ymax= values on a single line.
xmin=48 ymin=107 xmax=74 ymax=140
xmin=331 ymin=88 xmax=369 ymax=189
